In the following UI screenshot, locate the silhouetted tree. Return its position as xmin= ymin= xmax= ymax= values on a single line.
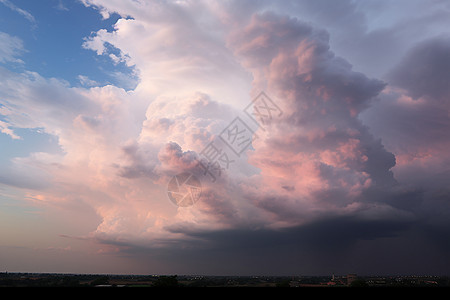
xmin=275 ymin=280 xmax=291 ymax=287
xmin=90 ymin=276 xmax=110 ymax=286
xmin=350 ymin=279 xmax=368 ymax=287
xmin=153 ymin=275 xmax=179 ymax=287
xmin=61 ymin=276 xmax=81 ymax=287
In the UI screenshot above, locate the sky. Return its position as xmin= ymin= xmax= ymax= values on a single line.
xmin=1 ymin=0 xmax=450 ymax=276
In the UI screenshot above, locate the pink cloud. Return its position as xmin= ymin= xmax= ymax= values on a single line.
xmin=226 ymin=12 xmax=396 ymax=224
xmin=0 ymin=1 xmax=416 ymax=257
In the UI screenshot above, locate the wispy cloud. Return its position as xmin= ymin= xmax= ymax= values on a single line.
xmin=0 ymin=31 xmax=25 ymax=64
xmin=77 ymin=75 xmax=100 ymax=87
xmin=54 ymin=0 xmax=69 ymax=11
xmin=0 ymin=120 xmax=21 ymax=140
xmin=0 ymin=0 xmax=36 ymax=24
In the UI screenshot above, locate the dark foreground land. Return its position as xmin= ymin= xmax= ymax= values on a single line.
xmin=0 ymin=272 xmax=449 ymax=287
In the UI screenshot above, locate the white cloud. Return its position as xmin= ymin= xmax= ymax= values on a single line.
xmin=54 ymin=0 xmax=69 ymax=11
xmin=0 ymin=0 xmax=35 ymax=23
xmin=0 ymin=32 xmax=25 ymax=64
xmin=0 ymin=120 xmax=21 ymax=140
xmin=77 ymin=75 xmax=100 ymax=87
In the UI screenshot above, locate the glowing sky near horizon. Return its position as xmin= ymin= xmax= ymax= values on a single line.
xmin=1 ymin=0 xmax=450 ymax=275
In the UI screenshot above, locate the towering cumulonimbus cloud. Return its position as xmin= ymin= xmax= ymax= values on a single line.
xmin=6 ymin=0 xmax=448 ymax=274
xmin=1 ymin=0 xmax=450 ymax=275
xmin=0 ymin=3 xmax=400 ymax=239
xmin=224 ymin=12 xmax=397 ymax=225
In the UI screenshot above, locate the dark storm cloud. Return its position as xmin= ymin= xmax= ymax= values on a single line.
xmin=94 ymin=213 xmax=438 ymax=275
xmin=388 ymin=36 xmax=450 ymax=101
xmin=357 ymin=34 xmax=450 ymax=275
xmin=362 ymin=36 xmax=450 ymax=163
xmin=167 ymin=215 xmax=412 ymax=251
xmin=94 ymin=200 xmax=450 ymax=275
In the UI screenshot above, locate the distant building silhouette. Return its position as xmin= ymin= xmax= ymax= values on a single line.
xmin=347 ymin=274 xmax=357 ymax=285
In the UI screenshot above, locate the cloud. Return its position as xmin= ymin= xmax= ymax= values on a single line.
xmin=54 ymin=0 xmax=69 ymax=11
xmin=98 ymin=212 xmax=420 ymax=275
xmin=250 ymin=0 xmax=450 ymax=79
xmin=362 ymin=36 xmax=450 ymax=187
xmin=80 ymin=1 xmax=253 ymax=108
xmin=225 ymin=12 xmax=398 ymax=227
xmin=2 ymin=0 xmax=450 ymax=275
xmin=0 ymin=0 xmax=35 ymax=23
xmin=2 ymin=1 xmax=397 ymax=246
xmin=359 ymin=36 xmax=450 ymax=261
xmin=0 ymin=119 xmax=21 ymax=140
xmin=0 ymin=32 xmax=25 ymax=64
xmin=388 ymin=36 xmax=450 ymax=101
xmin=77 ymin=75 xmax=100 ymax=87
